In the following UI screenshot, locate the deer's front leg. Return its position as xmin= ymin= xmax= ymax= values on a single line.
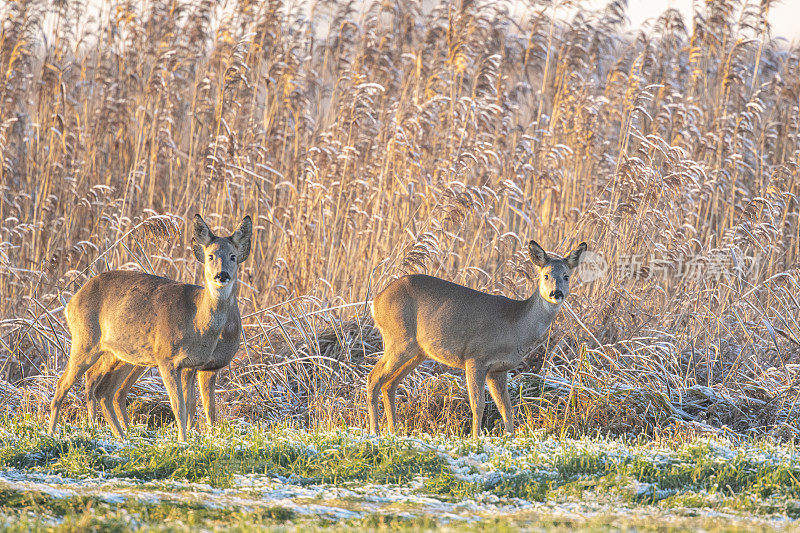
xmin=198 ymin=370 xmax=217 ymax=429
xmin=487 ymin=371 xmax=514 ymax=435
xmin=158 ymin=361 xmax=187 ymax=442
xmin=465 ymin=361 xmax=487 ymax=439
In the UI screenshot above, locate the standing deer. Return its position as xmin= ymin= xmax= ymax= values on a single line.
xmin=367 ymin=240 xmax=587 ymax=438
xmin=49 ymin=214 xmax=251 ymax=441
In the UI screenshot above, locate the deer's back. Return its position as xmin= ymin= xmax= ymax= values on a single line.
xmin=372 ymin=274 xmax=529 ymax=367
xmin=66 ymin=271 xmax=202 ymax=358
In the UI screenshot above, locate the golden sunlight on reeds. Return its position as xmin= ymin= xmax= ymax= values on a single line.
xmin=0 ymin=0 xmax=798 ymax=438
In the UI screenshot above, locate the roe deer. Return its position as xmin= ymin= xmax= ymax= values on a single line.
xmin=49 ymin=214 xmax=251 ymax=441
xmin=367 ymin=240 xmax=587 ymax=438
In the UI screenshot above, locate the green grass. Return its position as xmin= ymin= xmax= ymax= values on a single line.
xmin=0 ymin=491 xmax=298 ymax=532
xmin=1 ymin=417 xmax=455 ymax=489
xmin=0 ymin=504 xmax=790 ymax=533
xmin=1 ymin=415 xmax=799 ymax=530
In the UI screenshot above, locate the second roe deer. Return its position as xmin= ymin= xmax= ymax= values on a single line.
xmin=367 ymin=240 xmax=587 ymax=438
xmin=49 ymin=214 xmax=251 ymax=441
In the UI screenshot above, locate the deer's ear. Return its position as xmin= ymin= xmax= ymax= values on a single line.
xmin=230 ymin=215 xmax=252 ymax=263
xmin=192 ymin=214 xmax=214 ymax=262
xmin=566 ymin=242 xmax=587 ymax=269
xmin=528 ymin=240 xmax=549 ymax=268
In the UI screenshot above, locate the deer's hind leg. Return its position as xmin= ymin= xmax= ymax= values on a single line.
xmin=181 ymin=369 xmax=198 ymax=431
xmin=113 ymin=365 xmax=147 ymax=431
xmin=49 ymin=338 xmax=105 ymax=435
xmin=382 ymin=351 xmax=425 ymax=434
xmin=98 ymin=382 xmax=126 ymax=440
xmin=95 ymin=361 xmax=144 ymax=439
xmin=367 ymin=337 xmax=423 ymax=435
xmin=84 ymin=353 xmax=120 ymax=425
xmin=85 ymin=367 xmax=101 ymax=425
xmin=86 ymin=384 xmax=98 ymax=423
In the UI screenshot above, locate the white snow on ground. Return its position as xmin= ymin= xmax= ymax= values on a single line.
xmin=0 ymin=469 xmax=528 ymax=521
xmin=0 ymin=468 xmax=794 ymax=529
xmin=2 ymin=426 xmax=799 ymax=529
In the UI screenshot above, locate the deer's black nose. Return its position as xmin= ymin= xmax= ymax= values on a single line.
xmin=215 ymin=271 xmax=231 ymax=283
xmin=551 ymin=289 xmax=564 ymax=300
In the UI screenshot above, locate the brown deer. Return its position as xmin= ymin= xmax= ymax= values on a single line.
xmin=367 ymin=240 xmax=587 ymax=438
xmin=49 ymin=214 xmax=251 ymax=441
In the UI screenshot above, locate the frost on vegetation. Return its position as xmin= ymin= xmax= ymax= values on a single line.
xmin=1 ymin=422 xmax=799 ymax=528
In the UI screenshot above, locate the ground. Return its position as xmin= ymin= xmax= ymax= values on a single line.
xmin=1 ymin=416 xmax=799 ymax=531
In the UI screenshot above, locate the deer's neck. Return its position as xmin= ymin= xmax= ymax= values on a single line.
xmin=196 ymin=281 xmax=237 ymax=334
xmin=521 ymin=290 xmax=562 ymax=343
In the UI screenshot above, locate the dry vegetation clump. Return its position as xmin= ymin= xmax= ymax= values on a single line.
xmin=0 ymin=0 xmax=798 ymax=439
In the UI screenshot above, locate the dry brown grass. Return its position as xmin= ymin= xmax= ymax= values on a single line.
xmin=1 ymin=0 xmax=798 ymax=439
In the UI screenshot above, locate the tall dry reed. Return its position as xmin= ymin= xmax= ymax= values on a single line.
xmin=0 ymin=0 xmax=798 ymax=438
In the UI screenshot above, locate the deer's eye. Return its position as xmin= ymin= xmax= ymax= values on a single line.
xmin=564 ymin=275 xmax=569 ymax=281
xmin=543 ymin=275 xmax=549 ymax=280
xmin=208 ymin=254 xmax=213 ymax=260
xmin=230 ymin=254 xmax=236 ymax=261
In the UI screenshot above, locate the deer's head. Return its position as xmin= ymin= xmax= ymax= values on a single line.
xmin=192 ymin=214 xmax=252 ymax=297
xmin=529 ymin=240 xmax=587 ymax=305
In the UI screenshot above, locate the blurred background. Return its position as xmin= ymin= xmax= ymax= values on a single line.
xmin=0 ymin=0 xmax=798 ymax=438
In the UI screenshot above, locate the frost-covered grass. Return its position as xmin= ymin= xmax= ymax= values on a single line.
xmin=1 ymin=415 xmax=800 ymax=531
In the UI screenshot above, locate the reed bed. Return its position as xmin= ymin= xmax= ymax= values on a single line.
xmin=0 ymin=0 xmax=798 ymax=439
